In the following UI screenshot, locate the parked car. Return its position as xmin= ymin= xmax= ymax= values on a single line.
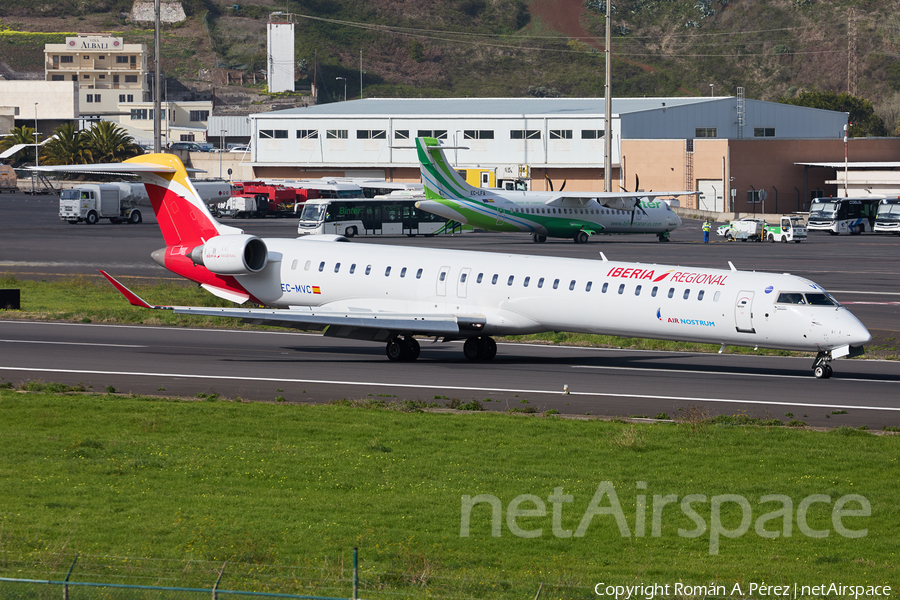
xmin=228 ymin=145 xmax=251 ymax=153
xmin=169 ymin=142 xmax=204 ymax=152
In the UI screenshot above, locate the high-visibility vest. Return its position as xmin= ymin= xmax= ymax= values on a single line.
xmin=702 ymin=222 xmax=711 ymax=232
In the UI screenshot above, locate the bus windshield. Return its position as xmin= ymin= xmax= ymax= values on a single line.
xmin=810 ymin=201 xmax=838 ymax=218
xmin=877 ymin=202 xmax=900 ymax=220
xmin=300 ymin=203 xmax=328 ymax=223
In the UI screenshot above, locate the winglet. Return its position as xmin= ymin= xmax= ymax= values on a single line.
xmin=98 ymin=270 xmax=169 ymax=310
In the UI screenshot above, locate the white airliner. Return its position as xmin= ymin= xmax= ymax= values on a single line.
xmin=34 ymin=147 xmax=870 ymax=378
xmin=414 ymin=137 xmax=691 ymax=243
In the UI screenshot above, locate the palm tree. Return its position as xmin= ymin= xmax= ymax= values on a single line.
xmin=41 ymin=123 xmax=90 ymax=165
xmin=0 ymin=126 xmax=37 ymax=163
xmin=84 ymin=120 xmax=143 ymax=163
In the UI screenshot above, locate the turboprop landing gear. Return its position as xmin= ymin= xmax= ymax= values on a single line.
xmin=812 ymin=351 xmax=834 ymax=379
xmin=574 ymin=230 xmax=589 ymax=244
xmin=463 ymin=336 xmax=497 ymax=361
xmin=532 ymin=233 xmax=547 ymax=243
xmin=385 ymin=336 xmax=421 ymax=362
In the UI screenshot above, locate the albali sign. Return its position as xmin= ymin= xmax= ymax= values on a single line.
xmin=66 ymin=36 xmax=125 ymax=51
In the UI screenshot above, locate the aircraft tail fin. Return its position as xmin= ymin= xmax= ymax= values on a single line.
xmin=416 ymin=137 xmax=482 ymax=201
xmin=121 ymin=153 xmax=241 ymax=247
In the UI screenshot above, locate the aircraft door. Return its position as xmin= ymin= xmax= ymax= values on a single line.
xmin=735 ymin=291 xmax=756 ymax=333
xmin=436 ymin=266 xmax=451 ymax=297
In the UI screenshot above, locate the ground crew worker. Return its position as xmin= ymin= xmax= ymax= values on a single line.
xmin=702 ymin=219 xmax=711 ymax=243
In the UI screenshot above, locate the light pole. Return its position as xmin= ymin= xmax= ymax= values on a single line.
xmin=219 ymin=129 xmax=227 ymax=178
xmin=336 ymin=77 xmax=346 ymax=101
xmin=34 ymin=102 xmax=39 ymax=168
xmin=709 ymin=84 xmax=714 ymax=97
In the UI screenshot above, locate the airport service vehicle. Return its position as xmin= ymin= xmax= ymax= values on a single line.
xmin=415 ymin=137 xmax=694 ymax=243
xmin=34 ymin=142 xmax=872 ymax=379
xmin=297 ymin=194 xmax=447 ymax=237
xmin=59 ymin=183 xmax=147 ymax=224
xmin=718 ymin=218 xmax=766 ymax=242
xmin=873 ymin=198 xmax=900 ymax=234
xmin=765 ymin=216 xmax=807 ymax=243
xmin=807 ymin=197 xmax=879 ymax=235
xmin=0 ymin=164 xmax=16 ymax=192
xmin=216 ymin=181 xmax=297 ymax=218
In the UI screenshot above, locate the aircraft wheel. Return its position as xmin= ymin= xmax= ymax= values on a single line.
xmin=86 ymin=211 xmax=99 ymax=225
xmin=386 ymin=338 xmax=405 ymax=362
xmin=463 ymin=337 xmax=482 ymax=361
xmin=481 ymin=337 xmax=497 ymax=360
xmin=574 ymin=230 xmax=589 ymax=244
xmin=129 ymin=210 xmax=142 ymax=224
xmin=404 ymin=336 xmax=420 ymax=361
xmin=532 ymin=233 xmax=547 ymax=243
xmin=814 ymin=364 xmax=833 ymax=379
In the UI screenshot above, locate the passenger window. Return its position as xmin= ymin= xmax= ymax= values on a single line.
xmin=698 ymin=290 xmax=705 ymax=301
xmin=350 ymin=263 xmax=356 ymax=274
xmin=635 ymin=285 xmax=642 ymax=296
xmin=553 ymin=279 xmax=560 ymax=290
xmin=585 ymin=281 xmax=592 ymax=292
xmin=602 ymin=282 xmax=608 ymax=293
xmin=492 ymin=274 xmax=498 ymax=284
xmin=416 ymin=268 xmax=423 ymax=279
xmin=651 ymin=286 xmax=658 ymax=297
xmin=714 ymin=291 xmax=720 ymax=302
xmin=508 ymin=276 xmax=515 ymax=286
xmin=439 ymin=271 xmax=446 ymax=281
xmin=524 ymin=276 xmax=530 ymax=287
xmin=365 ymin=265 xmax=372 ymax=275
xmin=385 ymin=266 xmax=392 ymax=276
xmin=538 ymin=277 xmax=544 ymax=288
xmin=334 ymin=263 xmax=341 ymax=273
xmin=618 ymin=284 xmax=625 ymax=295
xmin=460 ymin=272 xmax=467 ymax=283
xmin=668 ymin=288 xmax=675 ymax=299
xmin=319 ymin=261 xmax=325 ymax=272
xmin=569 ymin=280 xmax=576 ymax=291
xmin=683 ymin=289 xmax=691 ymax=300
xmin=304 ymin=260 xmax=311 ymax=271
xmin=291 ymin=259 xmax=298 ymax=270
xmin=400 ymin=267 xmax=407 ymax=278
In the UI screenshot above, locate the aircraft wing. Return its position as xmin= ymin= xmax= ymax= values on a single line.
xmin=544 ymin=191 xmax=699 ymax=211
xmin=99 ymin=271 xmax=486 ymax=341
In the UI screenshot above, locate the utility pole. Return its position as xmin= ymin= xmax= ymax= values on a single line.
xmin=153 ymin=0 xmax=161 ymax=152
xmin=603 ymin=0 xmax=612 ymax=192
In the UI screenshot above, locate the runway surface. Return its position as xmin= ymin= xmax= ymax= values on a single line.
xmin=2 ymin=190 xmax=899 ymax=427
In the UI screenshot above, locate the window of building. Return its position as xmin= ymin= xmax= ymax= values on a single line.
xmin=394 ymin=130 xmax=409 ymax=140
xmin=464 ymin=130 xmax=494 ymax=139
xmin=130 ymin=56 xmax=136 ymax=64
xmin=180 ymin=134 xmax=195 ymax=142
xmin=327 ymin=130 xmax=348 ymax=139
xmin=51 ymin=75 xmax=64 ymax=81
xmin=417 ymin=130 xmax=447 ymax=139
xmin=83 ymin=55 xmax=89 ymax=60
xmin=511 ymin=130 xmax=540 ymax=139
xmin=86 ymin=95 xmax=94 ymax=103
xmin=695 ymin=127 xmax=717 ymax=138
xmin=357 ymin=130 xmax=386 ymax=139
xmin=130 ymin=108 xmax=147 ymax=120
xmin=61 ymin=55 xmax=73 ymax=63
xmin=190 ymin=110 xmax=210 ymax=122
xmin=550 ymin=130 xmax=572 ymax=139
xmin=297 ymin=129 xmax=318 ymax=139
xmin=116 ymin=56 xmax=129 ymax=64
xmin=119 ymin=94 xmax=126 ymax=102
xmin=125 ymin=75 xmax=138 ymax=83
xmin=98 ymin=55 xmax=105 ymax=60
xmin=98 ymin=74 xmax=105 ymax=79
xmin=260 ymin=130 xmax=288 ymax=139
xmin=754 ymin=127 xmax=776 ymax=137
xmin=127 ymin=94 xmax=133 ymax=102
xmin=581 ymin=130 xmax=604 ymax=139
xmin=113 ymin=75 xmax=119 ymax=83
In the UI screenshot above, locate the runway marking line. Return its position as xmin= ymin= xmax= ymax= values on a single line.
xmin=0 ymin=339 xmax=145 ymax=348
xmin=1 ymin=366 xmax=898 ymax=413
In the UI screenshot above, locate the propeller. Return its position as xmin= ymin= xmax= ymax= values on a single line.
xmin=619 ymin=174 xmax=649 ymax=227
xmin=544 ymin=174 xmax=567 ymax=192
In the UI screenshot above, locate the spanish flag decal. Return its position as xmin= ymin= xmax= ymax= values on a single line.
xmin=312 ymin=286 xmax=321 ymax=294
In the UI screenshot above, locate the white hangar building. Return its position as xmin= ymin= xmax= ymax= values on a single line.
xmin=242 ymin=97 xmax=899 ymax=213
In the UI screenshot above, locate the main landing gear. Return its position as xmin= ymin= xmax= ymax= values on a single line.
xmin=385 ymin=336 xmax=420 ymax=362
xmin=464 ymin=336 xmax=497 ymax=361
xmin=812 ymin=351 xmax=834 ymax=379
xmin=532 ymin=233 xmax=547 ymax=243
xmin=573 ymin=230 xmax=589 ymax=244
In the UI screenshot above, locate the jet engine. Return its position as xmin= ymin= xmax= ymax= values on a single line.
xmin=189 ymin=234 xmax=268 ymax=275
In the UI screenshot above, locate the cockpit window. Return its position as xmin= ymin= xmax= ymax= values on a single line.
xmin=777 ymin=293 xmax=805 ymax=304
xmin=805 ymin=293 xmax=836 ymax=306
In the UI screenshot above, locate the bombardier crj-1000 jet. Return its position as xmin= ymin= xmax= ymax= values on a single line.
xmin=35 ymin=142 xmax=870 ymax=378
xmin=415 ymin=137 xmax=691 ymax=243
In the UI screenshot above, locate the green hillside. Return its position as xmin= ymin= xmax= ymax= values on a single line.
xmin=3 ymin=0 xmax=900 ymax=132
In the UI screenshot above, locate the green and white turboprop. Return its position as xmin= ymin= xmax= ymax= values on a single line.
xmin=415 ymin=136 xmax=697 ymax=243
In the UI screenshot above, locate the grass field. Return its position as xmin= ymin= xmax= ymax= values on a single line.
xmin=0 ymin=391 xmax=897 ymax=598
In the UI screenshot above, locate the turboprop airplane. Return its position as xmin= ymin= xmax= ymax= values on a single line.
xmin=415 ymin=137 xmax=693 ymax=243
xmin=33 ymin=147 xmax=870 ymax=378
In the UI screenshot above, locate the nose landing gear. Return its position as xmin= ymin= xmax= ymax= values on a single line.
xmin=812 ymin=351 xmax=834 ymax=379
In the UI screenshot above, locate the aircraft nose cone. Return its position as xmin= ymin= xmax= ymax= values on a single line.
xmin=849 ymin=317 xmax=872 ymax=347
